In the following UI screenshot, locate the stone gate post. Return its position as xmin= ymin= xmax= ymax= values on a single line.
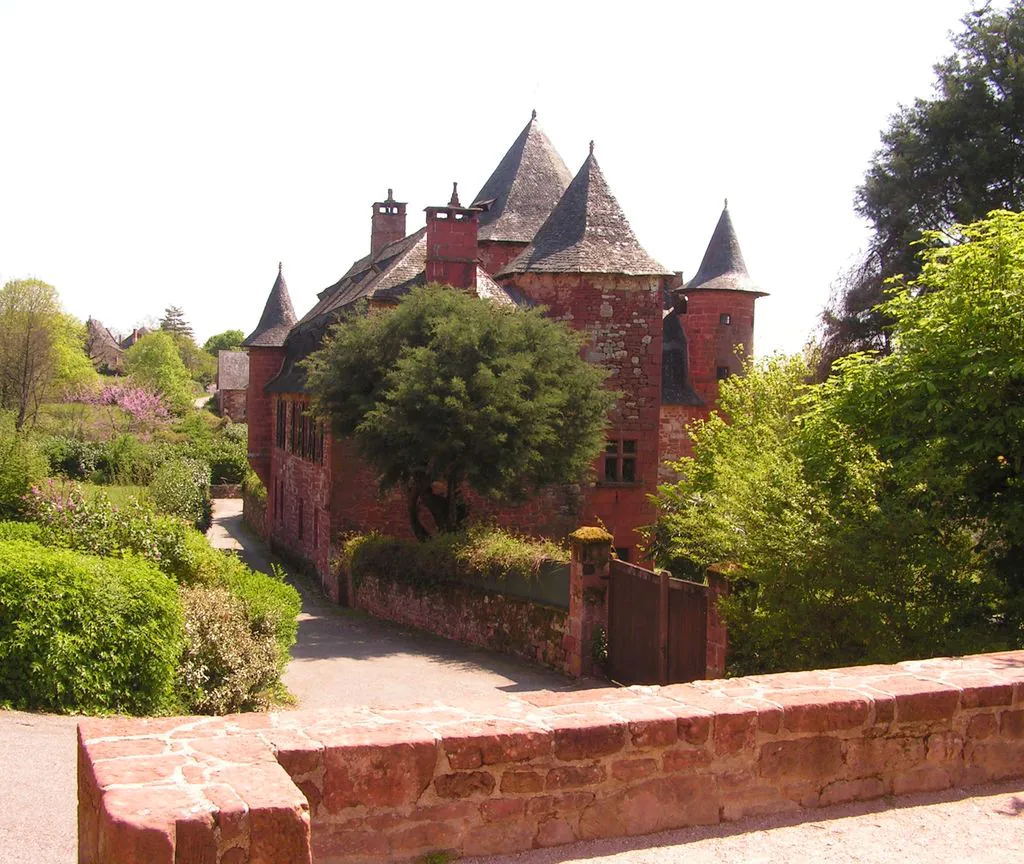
xmin=565 ymin=527 xmax=612 ymax=677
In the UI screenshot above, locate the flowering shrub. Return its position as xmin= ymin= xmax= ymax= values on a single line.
xmin=150 ymin=457 xmax=212 ymax=532
xmin=177 ymin=585 xmax=279 ymax=714
xmin=66 ymin=383 xmax=170 ymax=435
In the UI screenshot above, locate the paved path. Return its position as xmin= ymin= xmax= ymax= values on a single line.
xmin=209 ymin=498 xmax=591 ymax=710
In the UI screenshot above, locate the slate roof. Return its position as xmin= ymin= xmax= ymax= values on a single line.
xmin=119 ymin=326 xmax=151 ymax=349
xmin=266 ymin=233 xmax=522 ymax=394
xmin=217 ymin=350 xmax=249 ymax=391
xmin=498 ymin=149 xmax=671 ymax=276
xmin=661 ymin=310 xmax=703 ymax=406
xmin=686 ymin=203 xmax=765 ymax=295
xmin=243 ymin=264 xmax=298 ymax=348
xmin=472 ymin=112 xmax=573 ymax=244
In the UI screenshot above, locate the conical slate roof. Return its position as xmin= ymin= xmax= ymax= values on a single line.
xmin=243 ymin=263 xmax=298 ymax=347
xmin=499 ymin=148 xmax=670 ymax=276
xmin=686 ymin=203 xmax=763 ymax=294
xmin=472 ymin=111 xmax=573 ymax=244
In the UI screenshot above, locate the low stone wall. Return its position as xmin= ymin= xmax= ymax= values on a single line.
xmin=353 ymin=571 xmax=569 ymax=671
xmin=242 ymin=489 xmax=267 ymax=541
xmin=78 ymin=650 xmax=1024 ymax=864
xmin=210 ymin=483 xmax=242 ymax=499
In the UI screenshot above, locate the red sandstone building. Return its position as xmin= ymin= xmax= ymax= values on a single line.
xmin=244 ymin=114 xmax=764 ymax=578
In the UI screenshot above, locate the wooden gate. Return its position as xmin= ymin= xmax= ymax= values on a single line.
xmin=607 ymin=559 xmax=708 ymax=685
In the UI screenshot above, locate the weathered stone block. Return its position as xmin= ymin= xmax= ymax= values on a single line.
xmin=759 ymin=737 xmax=842 ymax=781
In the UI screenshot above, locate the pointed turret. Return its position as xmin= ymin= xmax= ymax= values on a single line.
xmin=686 ymin=201 xmax=765 ymax=295
xmin=472 ymin=111 xmax=573 ymax=244
xmin=243 ymin=263 xmax=298 ymax=348
xmin=499 ymin=147 xmax=670 ymax=276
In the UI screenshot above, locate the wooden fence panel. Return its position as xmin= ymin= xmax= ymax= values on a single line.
xmin=607 ymin=560 xmax=662 ymax=685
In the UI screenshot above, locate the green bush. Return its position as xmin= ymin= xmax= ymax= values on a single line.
xmin=177 ymin=585 xmax=279 ymax=714
xmin=0 ymin=539 xmax=183 ymax=714
xmin=0 ymin=521 xmax=41 ymax=542
xmin=0 ymin=413 xmax=47 ymax=518
xmin=99 ymin=434 xmax=159 ymax=485
xmin=39 ymin=435 xmax=103 ymax=480
xmin=151 ymin=457 xmax=212 ymax=532
xmin=241 ymin=469 xmax=267 ymax=504
xmin=207 ymin=438 xmax=248 ymax=484
xmin=341 ymin=527 xmax=568 ymax=590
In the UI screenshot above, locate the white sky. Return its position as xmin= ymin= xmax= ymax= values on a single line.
xmin=0 ymin=0 xmax=978 ymax=354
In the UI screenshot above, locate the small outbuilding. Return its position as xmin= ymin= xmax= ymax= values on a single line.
xmin=216 ymin=350 xmax=249 ymax=421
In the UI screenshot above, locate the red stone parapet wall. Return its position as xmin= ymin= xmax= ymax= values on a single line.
xmin=80 ymin=650 xmax=1024 ymax=863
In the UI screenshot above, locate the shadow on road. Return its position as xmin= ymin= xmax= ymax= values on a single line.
xmin=210 ymin=501 xmax=598 ymax=703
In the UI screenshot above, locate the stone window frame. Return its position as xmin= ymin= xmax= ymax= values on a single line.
xmin=601 ymin=438 xmax=638 ymax=485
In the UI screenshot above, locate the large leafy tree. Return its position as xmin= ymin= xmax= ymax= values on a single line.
xmin=202 ymin=329 xmax=245 ymax=355
xmin=305 ymin=285 xmax=615 ymax=540
xmin=830 ymin=210 xmax=1024 ymax=615
xmin=123 ymin=330 xmax=194 ymax=414
xmin=0 ymin=278 xmax=96 ymax=429
xmin=653 ymin=211 xmax=1024 ymax=674
xmin=818 ymin=1 xmax=1024 ymax=374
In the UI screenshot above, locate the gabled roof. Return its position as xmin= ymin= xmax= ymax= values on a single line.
xmin=472 ymin=111 xmax=573 ymax=245
xmin=217 ymin=350 xmax=249 ymax=391
xmin=498 ymin=148 xmax=671 ymax=277
xmin=243 ymin=264 xmax=298 ymax=347
xmin=85 ymin=318 xmax=124 ymax=371
xmin=686 ymin=202 xmax=764 ymax=295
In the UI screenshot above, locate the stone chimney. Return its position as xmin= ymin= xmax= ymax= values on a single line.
xmin=370 ymin=189 xmax=407 ymax=259
xmin=424 ymin=183 xmax=481 ymax=290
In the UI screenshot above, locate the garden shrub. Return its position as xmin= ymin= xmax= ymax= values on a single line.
xmin=207 ymin=437 xmax=248 ymax=484
xmin=341 ymin=527 xmax=568 ymax=590
xmin=0 ymin=413 xmax=47 ymax=518
xmin=151 ymin=457 xmax=212 ymax=532
xmin=98 ymin=434 xmax=159 ymax=485
xmin=177 ymin=585 xmax=279 ymax=714
xmin=0 ymin=539 xmax=183 ymax=714
xmin=0 ymin=521 xmax=41 ymax=542
xmin=241 ymin=469 xmax=267 ymax=504
xmin=39 ymin=435 xmax=103 ymax=480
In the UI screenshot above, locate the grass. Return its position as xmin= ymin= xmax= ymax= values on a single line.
xmin=80 ymin=482 xmax=151 ymax=507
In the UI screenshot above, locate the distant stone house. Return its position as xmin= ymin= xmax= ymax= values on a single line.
xmin=243 ymin=113 xmax=765 ymax=577
xmin=85 ymin=318 xmax=124 ymax=374
xmin=216 ymin=350 xmax=249 ymax=422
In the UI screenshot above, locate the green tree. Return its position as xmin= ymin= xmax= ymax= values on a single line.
xmin=171 ymin=332 xmax=217 ymax=387
xmin=202 ymin=329 xmax=245 ymax=355
xmin=829 ymin=210 xmax=1024 ymax=623
xmin=818 ymin=1 xmax=1024 ymax=374
xmin=123 ymin=331 xmax=194 ymax=414
xmin=650 ymin=355 xmax=1002 ymax=675
xmin=0 ymin=278 xmax=97 ymax=429
xmin=305 ymin=285 xmax=615 ymax=539
xmin=159 ymin=305 xmax=194 ymax=339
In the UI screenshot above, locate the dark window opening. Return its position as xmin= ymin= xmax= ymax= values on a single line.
xmin=313 ymin=509 xmax=319 ymax=548
xmin=603 ymin=439 xmax=638 ymax=484
xmin=716 ymin=366 xmax=730 ymax=380
xmin=298 ymin=499 xmax=304 ymax=540
xmin=615 ymin=547 xmax=631 ymax=562
xmin=720 ymin=313 xmax=731 ymax=325
xmin=275 ymin=399 xmax=286 ymax=449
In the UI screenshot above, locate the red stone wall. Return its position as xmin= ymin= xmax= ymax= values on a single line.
xmin=682 ymin=290 xmax=757 ymax=406
xmin=506 ymin=272 xmax=664 ymax=557
xmin=247 ymin=347 xmax=286 ymax=487
xmin=352 ymin=572 xmax=568 ymax=671
xmin=478 ymin=241 xmax=526 ymax=276
xmin=658 ymin=403 xmax=711 ymax=481
xmin=218 ymin=388 xmax=247 ymax=422
xmin=705 ymin=568 xmax=729 ymax=678
xmin=79 ymin=650 xmax=1024 ymax=864
xmin=268 ymin=396 xmax=333 ymax=577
